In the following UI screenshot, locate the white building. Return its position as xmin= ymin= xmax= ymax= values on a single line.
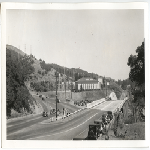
xmin=75 ymin=77 xmax=101 ymax=91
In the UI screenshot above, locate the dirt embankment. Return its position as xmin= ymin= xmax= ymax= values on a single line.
xmin=8 ymin=100 xmax=43 ymax=119
xmin=110 ymin=100 xmax=145 ymax=140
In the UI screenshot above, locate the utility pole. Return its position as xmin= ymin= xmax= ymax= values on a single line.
xmin=70 ymin=71 xmax=72 ymax=99
xmin=55 ymin=72 xmax=59 ymax=120
xmin=64 ymin=66 xmax=66 ymax=101
xmin=106 ymin=81 xmax=107 ymax=96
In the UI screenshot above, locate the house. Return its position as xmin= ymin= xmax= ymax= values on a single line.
xmin=98 ymin=76 xmax=103 ymax=84
xmin=75 ymin=77 xmax=101 ymax=91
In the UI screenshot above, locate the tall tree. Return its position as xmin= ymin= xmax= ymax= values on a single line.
xmin=127 ymin=41 xmax=145 ymax=86
xmin=127 ymin=41 xmax=145 ymax=122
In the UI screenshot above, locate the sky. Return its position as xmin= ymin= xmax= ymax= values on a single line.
xmin=6 ymin=9 xmax=144 ymax=80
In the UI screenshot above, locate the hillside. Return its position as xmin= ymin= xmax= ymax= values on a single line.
xmin=6 ymin=47 xmax=35 ymax=117
xmin=6 ymin=45 xmax=121 ymax=94
xmin=6 ymin=45 xmax=103 ymax=92
xmin=6 ymin=45 xmax=25 ymax=56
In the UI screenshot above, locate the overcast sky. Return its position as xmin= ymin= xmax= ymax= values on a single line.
xmin=6 ymin=9 xmax=144 ymax=80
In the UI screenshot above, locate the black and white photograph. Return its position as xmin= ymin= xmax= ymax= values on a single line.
xmin=1 ymin=2 xmax=149 ymax=148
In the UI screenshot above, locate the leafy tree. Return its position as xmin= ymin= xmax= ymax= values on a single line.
xmin=127 ymin=41 xmax=145 ymax=86
xmin=42 ymin=71 xmax=45 ymax=76
xmin=75 ymin=73 xmax=79 ymax=81
xmin=6 ymin=48 xmax=34 ymax=116
xmin=127 ymin=41 xmax=145 ymax=122
xmin=38 ymin=70 xmax=41 ymax=74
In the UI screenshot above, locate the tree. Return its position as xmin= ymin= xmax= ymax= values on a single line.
xmin=127 ymin=41 xmax=145 ymax=122
xmin=6 ymin=48 xmax=34 ymax=116
xmin=127 ymin=41 xmax=145 ymax=86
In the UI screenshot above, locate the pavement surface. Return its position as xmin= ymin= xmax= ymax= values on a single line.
xmin=7 ymin=98 xmax=124 ymax=140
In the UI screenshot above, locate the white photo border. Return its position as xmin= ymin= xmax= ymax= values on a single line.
xmin=1 ymin=2 xmax=149 ymax=148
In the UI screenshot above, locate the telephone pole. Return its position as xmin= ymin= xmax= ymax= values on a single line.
xmin=55 ymin=72 xmax=59 ymax=120
xmin=64 ymin=66 xmax=66 ymax=101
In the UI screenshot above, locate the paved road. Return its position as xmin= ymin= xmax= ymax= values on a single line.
xmin=7 ymin=94 xmax=79 ymax=137
xmin=7 ymin=99 xmax=124 ymax=140
xmin=34 ymin=94 xmax=79 ymax=113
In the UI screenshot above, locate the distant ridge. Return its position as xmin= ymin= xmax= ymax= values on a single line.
xmin=6 ymin=45 xmax=25 ymax=56
xmin=6 ymin=45 xmax=116 ymax=83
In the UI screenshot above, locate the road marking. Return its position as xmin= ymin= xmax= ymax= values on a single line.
xmin=13 ymin=110 xmax=92 ymax=140
xmin=27 ymin=112 xmax=98 ymax=140
xmin=75 ymin=128 xmax=88 ymax=138
xmin=7 ymin=116 xmax=42 ymax=128
xmin=7 ymin=123 xmax=37 ymax=137
xmin=100 ymin=101 xmax=114 ymax=110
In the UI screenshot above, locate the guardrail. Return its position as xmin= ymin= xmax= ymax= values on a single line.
xmin=113 ymin=98 xmax=128 ymax=113
xmin=86 ymin=98 xmax=106 ymax=108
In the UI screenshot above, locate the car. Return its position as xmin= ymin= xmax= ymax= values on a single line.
xmin=94 ymin=119 xmax=103 ymax=125
xmin=107 ymin=111 xmax=113 ymax=121
xmin=43 ymin=111 xmax=48 ymax=117
xmin=87 ymin=124 xmax=100 ymax=140
xmin=50 ymin=109 xmax=56 ymax=114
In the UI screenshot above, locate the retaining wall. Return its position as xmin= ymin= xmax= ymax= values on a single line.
xmin=109 ymin=99 xmax=129 ymax=134
xmin=86 ymin=98 xmax=106 ymax=108
xmin=42 ymin=90 xmax=108 ymax=101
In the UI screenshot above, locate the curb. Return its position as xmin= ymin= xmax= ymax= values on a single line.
xmin=48 ymin=98 xmax=107 ymax=123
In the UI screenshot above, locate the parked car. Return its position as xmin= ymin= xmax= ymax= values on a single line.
xmin=94 ymin=119 xmax=103 ymax=125
xmin=87 ymin=124 xmax=100 ymax=140
xmin=50 ymin=109 xmax=56 ymax=114
xmin=107 ymin=111 xmax=113 ymax=121
xmin=43 ymin=111 xmax=48 ymax=117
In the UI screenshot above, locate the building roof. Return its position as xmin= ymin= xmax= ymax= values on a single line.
xmin=76 ymin=77 xmax=98 ymax=84
xmin=98 ymin=76 xmax=103 ymax=78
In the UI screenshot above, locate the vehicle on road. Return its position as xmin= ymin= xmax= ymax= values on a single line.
xmin=50 ymin=109 xmax=56 ymax=114
xmin=87 ymin=124 xmax=100 ymax=140
xmin=42 ymin=97 xmax=45 ymax=100
xmin=43 ymin=111 xmax=48 ymax=117
xmin=105 ymin=96 xmax=111 ymax=101
xmin=107 ymin=111 xmax=113 ymax=121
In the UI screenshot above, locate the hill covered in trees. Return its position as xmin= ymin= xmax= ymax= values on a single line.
xmin=6 ymin=47 xmax=35 ymax=117
xmin=116 ymin=78 xmax=135 ymax=90
xmin=40 ymin=60 xmax=99 ymax=81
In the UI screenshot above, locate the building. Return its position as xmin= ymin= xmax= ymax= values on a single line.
xmin=75 ymin=77 xmax=101 ymax=91
xmin=98 ymin=76 xmax=103 ymax=84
